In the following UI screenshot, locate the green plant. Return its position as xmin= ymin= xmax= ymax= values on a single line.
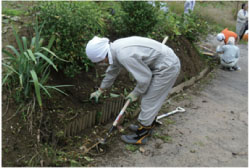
xmin=2 ymin=8 xmax=25 ymax=16
xmin=179 ymin=12 xmax=209 ymax=42
xmin=119 ymin=1 xmax=159 ymax=37
xmin=153 ymin=132 xmax=172 ymax=143
xmin=149 ymin=9 xmax=209 ymax=42
xmin=125 ymin=144 xmax=139 ymax=152
xmin=37 ymin=2 xmax=107 ymax=77
xmin=2 ymin=20 xmax=71 ymax=108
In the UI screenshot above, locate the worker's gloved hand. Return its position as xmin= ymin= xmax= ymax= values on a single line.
xmin=90 ymin=88 xmax=104 ymax=103
xmin=125 ymin=92 xmax=138 ymax=102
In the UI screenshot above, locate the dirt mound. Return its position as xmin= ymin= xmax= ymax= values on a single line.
xmin=167 ymin=36 xmax=206 ymax=85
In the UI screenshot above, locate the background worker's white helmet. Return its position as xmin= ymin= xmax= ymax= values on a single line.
xmin=216 ymin=33 xmax=225 ymax=41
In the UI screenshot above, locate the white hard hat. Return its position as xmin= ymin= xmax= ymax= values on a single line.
xmin=217 ymin=33 xmax=225 ymax=41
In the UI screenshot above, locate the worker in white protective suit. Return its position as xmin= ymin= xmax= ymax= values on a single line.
xmin=216 ymin=37 xmax=240 ymax=71
xmin=86 ymin=36 xmax=181 ymax=144
xmin=236 ymin=3 xmax=248 ymax=40
xmin=184 ymin=0 xmax=195 ymax=14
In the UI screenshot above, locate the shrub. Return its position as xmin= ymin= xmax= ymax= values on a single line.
xmin=148 ymin=8 xmax=208 ymax=42
xmin=37 ymin=2 xmax=107 ymax=77
xmin=118 ymin=1 xmax=159 ymax=37
xmin=2 ymin=21 xmax=70 ymax=108
xmin=179 ymin=12 xmax=209 ymax=42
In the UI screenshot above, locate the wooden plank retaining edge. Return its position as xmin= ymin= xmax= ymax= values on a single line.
xmin=169 ymin=67 xmax=210 ymax=96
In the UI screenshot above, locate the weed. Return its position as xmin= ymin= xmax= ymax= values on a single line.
xmin=2 ymin=8 xmax=25 ymax=16
xmin=163 ymin=118 xmax=175 ymax=125
xmin=239 ymin=40 xmax=248 ymax=45
xmin=70 ymin=159 xmax=82 ymax=167
xmin=153 ymin=132 xmax=172 ymax=143
xmin=194 ymin=141 xmax=205 ymax=147
xmin=2 ymin=20 xmax=72 ymax=109
xmin=125 ymin=144 xmax=139 ymax=152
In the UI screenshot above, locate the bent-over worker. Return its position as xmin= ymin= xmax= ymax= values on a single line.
xmin=217 ymin=28 xmax=239 ymax=44
xmin=86 ymin=36 xmax=181 ymax=144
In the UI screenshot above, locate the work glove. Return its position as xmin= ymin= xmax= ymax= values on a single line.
xmin=90 ymin=88 xmax=104 ymax=103
xmin=125 ymin=92 xmax=138 ymax=102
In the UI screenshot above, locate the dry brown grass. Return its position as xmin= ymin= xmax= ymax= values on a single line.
xmin=167 ymin=1 xmax=244 ymax=32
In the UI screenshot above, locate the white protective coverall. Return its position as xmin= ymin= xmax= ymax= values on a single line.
xmin=184 ymin=0 xmax=195 ymax=14
xmin=236 ymin=9 xmax=248 ymax=38
xmin=100 ymin=36 xmax=181 ymax=126
xmin=216 ymin=43 xmax=240 ymax=68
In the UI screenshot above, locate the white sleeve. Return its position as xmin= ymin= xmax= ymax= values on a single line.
xmin=216 ymin=45 xmax=224 ymax=53
xmin=100 ymin=64 xmax=121 ymax=89
xmin=238 ymin=10 xmax=247 ymax=21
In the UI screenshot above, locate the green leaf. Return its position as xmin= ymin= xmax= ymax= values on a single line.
xmin=41 ymin=47 xmax=69 ymax=62
xmin=30 ymin=70 xmax=42 ymax=108
xmin=6 ymin=45 xmax=20 ymax=57
xmin=35 ymin=19 xmax=40 ymax=52
xmin=22 ymin=36 xmax=28 ymax=51
xmin=27 ymin=49 xmax=37 ymax=64
xmin=35 ymin=52 xmax=57 ymax=71
xmin=84 ymin=156 xmax=94 ymax=162
xmin=45 ymin=85 xmax=71 ymax=96
xmin=30 ymin=37 xmax=35 ymax=49
xmin=2 ymin=49 xmax=16 ymax=59
xmin=47 ymin=35 xmax=55 ymax=50
xmin=23 ymin=51 xmax=31 ymax=60
xmin=39 ymin=83 xmax=51 ymax=97
xmin=110 ymin=93 xmax=120 ymax=98
xmin=2 ymin=63 xmax=19 ymax=75
xmin=2 ymin=72 xmax=12 ymax=86
xmin=12 ymin=25 xmax=23 ymax=54
xmin=125 ymin=144 xmax=139 ymax=152
xmin=19 ymin=74 xmax=23 ymax=88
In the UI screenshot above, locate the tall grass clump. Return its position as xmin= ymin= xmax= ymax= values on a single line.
xmin=2 ymin=21 xmax=71 ymax=109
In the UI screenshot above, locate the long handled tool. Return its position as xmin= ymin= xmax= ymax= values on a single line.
xmin=156 ymin=107 xmax=186 ymax=125
xmin=99 ymin=99 xmax=131 ymax=144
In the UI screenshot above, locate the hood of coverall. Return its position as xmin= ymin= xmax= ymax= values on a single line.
xmin=227 ymin=37 xmax=235 ymax=45
xmin=86 ymin=36 xmax=113 ymax=64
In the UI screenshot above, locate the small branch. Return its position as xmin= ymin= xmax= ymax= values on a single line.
xmin=199 ymin=45 xmax=215 ymax=53
xmin=16 ymin=155 xmax=25 ymax=163
xmin=202 ymin=52 xmax=215 ymax=56
xmin=4 ymin=105 xmax=23 ymax=122
xmin=66 ymin=113 xmax=79 ymax=121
